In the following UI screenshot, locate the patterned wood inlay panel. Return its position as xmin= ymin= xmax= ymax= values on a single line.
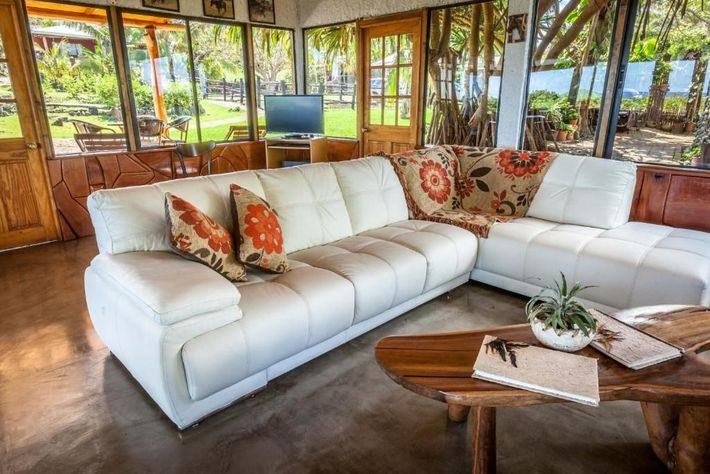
xmin=48 ymin=142 xmax=265 ymax=241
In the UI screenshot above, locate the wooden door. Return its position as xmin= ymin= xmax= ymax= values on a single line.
xmin=358 ymin=12 xmax=426 ymax=155
xmin=0 ymin=0 xmax=58 ymax=249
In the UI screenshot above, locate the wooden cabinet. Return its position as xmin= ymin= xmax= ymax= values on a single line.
xmin=631 ymin=165 xmax=710 ymax=232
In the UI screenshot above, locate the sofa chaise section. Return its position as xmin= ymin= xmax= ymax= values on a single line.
xmin=471 ymin=154 xmax=710 ymax=310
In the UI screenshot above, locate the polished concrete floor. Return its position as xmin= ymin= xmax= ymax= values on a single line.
xmin=0 ymin=238 xmax=666 ymax=473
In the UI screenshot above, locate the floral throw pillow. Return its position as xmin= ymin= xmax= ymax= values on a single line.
xmin=387 ymin=145 xmax=461 ymax=217
xmin=164 ymin=193 xmax=247 ymax=282
xmin=452 ymin=146 xmax=556 ymax=217
xmin=229 ymin=184 xmax=289 ymax=273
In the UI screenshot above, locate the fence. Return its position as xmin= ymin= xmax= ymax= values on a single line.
xmin=204 ymin=78 xmax=246 ymax=104
xmin=306 ymin=81 xmax=356 ymax=110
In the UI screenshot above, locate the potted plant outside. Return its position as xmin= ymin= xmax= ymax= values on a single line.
xmin=556 ymin=123 xmax=575 ymax=141
xmin=526 ymin=274 xmax=598 ymax=352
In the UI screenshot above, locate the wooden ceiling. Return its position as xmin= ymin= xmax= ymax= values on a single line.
xmin=25 ymin=1 xmax=186 ymax=30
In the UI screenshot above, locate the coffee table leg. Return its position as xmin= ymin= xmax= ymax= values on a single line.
xmin=448 ymin=403 xmax=471 ymax=423
xmin=471 ymin=406 xmax=496 ymax=474
xmin=642 ymin=402 xmax=710 ymax=473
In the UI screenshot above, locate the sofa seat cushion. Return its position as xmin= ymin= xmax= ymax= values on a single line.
xmin=290 ymin=237 xmax=428 ymax=323
xmin=360 ymin=220 xmax=478 ymax=292
xmin=90 ymin=251 xmax=242 ymax=326
xmin=475 ymin=218 xmax=710 ymax=308
xmin=181 ymin=261 xmax=355 ymax=401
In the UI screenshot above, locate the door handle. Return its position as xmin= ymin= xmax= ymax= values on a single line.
xmin=26 ymin=143 xmax=39 ymax=150
xmin=361 ymin=128 xmax=369 ymax=133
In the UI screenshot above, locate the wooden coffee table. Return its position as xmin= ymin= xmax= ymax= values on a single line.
xmin=374 ymin=305 xmax=710 ymax=473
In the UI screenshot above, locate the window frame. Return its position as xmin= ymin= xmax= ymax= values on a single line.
xmin=423 ymin=0 xmax=507 ymax=147
xmin=23 ymin=2 xmax=299 ymax=157
xmin=302 ymin=20 xmax=358 ymax=139
xmin=24 ymin=0 xmax=132 ymax=158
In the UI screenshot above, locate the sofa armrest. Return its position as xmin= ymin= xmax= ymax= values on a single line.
xmin=89 ymin=251 xmax=242 ymax=326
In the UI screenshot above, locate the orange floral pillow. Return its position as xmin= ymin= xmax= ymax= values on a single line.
xmin=230 ymin=184 xmax=289 ymax=273
xmin=164 ymin=192 xmax=246 ymax=282
xmin=386 ymin=146 xmax=461 ymax=217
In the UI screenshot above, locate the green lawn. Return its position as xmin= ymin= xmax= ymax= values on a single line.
xmin=0 ymin=99 xmax=401 ymax=143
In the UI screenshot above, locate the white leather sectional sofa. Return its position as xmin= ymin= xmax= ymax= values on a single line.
xmin=85 ymin=152 xmax=710 ymax=428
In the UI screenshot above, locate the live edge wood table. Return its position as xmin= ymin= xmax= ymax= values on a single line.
xmin=374 ymin=306 xmax=710 ymax=474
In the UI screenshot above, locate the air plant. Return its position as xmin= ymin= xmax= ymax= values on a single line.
xmin=526 ymin=273 xmax=598 ymax=337
xmin=484 ymin=338 xmax=529 ymax=368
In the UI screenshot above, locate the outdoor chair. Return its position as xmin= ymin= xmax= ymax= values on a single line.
xmin=137 ymin=116 xmax=166 ymax=146
xmin=69 ymin=120 xmax=121 ymax=152
xmin=174 ymin=141 xmax=216 ymax=177
xmin=224 ymin=125 xmax=266 ymax=141
xmin=165 ymin=116 xmax=192 ymax=145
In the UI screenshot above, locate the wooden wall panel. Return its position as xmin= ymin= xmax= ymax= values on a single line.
xmin=327 ymin=139 xmax=359 ymax=161
xmin=48 ymin=139 xmax=358 ymax=241
xmin=49 ymin=142 xmax=265 ymax=241
xmin=631 ymin=165 xmax=710 ymax=233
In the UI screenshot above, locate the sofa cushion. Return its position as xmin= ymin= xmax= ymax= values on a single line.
xmin=165 ymin=193 xmax=247 ymax=282
xmin=290 ymin=236 xmax=427 ymax=323
xmin=474 ymin=218 xmax=710 ymax=309
xmin=256 ymin=164 xmax=353 ymax=254
xmin=387 ymin=146 xmax=461 ymax=216
xmin=90 ymin=251 xmax=243 ymax=326
xmin=88 ymin=170 xmax=262 ymax=255
xmin=361 ymin=220 xmax=478 ymax=291
xmin=527 ymin=154 xmax=636 ymax=229
xmin=331 ymin=156 xmax=409 ymax=234
xmin=181 ymin=261 xmax=354 ymax=400
xmin=229 ymin=184 xmax=289 ymax=273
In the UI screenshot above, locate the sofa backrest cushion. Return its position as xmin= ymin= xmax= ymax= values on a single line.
xmin=256 ymin=163 xmax=353 ymax=254
xmin=331 ymin=157 xmax=409 ymax=234
xmin=88 ymin=171 xmax=263 ymax=255
xmin=527 ymin=154 xmax=637 ymax=229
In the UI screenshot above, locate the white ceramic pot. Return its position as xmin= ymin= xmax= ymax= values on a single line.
xmin=530 ymin=317 xmax=595 ymax=352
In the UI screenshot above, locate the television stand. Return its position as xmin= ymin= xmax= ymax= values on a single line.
xmin=265 ymin=136 xmax=327 ymax=169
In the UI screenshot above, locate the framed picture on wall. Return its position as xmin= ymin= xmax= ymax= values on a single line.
xmin=141 ymin=0 xmax=180 ymax=12
xmin=248 ymin=0 xmax=276 ymax=24
xmin=202 ymin=0 xmax=235 ymax=20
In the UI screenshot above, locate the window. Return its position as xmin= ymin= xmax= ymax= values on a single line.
xmin=252 ymin=27 xmax=295 ymax=134
xmin=305 ymin=23 xmax=357 ymax=138
xmin=523 ymin=0 xmax=617 ymax=155
xmin=612 ymin=1 xmax=710 ymax=167
xmin=190 ymin=21 xmax=251 ymax=142
xmin=123 ymin=13 xmax=196 ymax=148
xmin=425 ymin=1 xmax=507 ymax=146
xmin=27 ymin=3 xmax=126 ymax=155
xmin=0 ymin=33 xmax=21 ymax=139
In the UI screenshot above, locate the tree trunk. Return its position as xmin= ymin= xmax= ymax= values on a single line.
xmin=544 ymin=0 xmax=610 ymax=66
xmin=646 ymin=58 xmax=671 ymax=126
xmin=471 ymin=2 xmax=494 ymax=146
xmin=534 ymin=0 xmax=582 ymax=65
xmin=685 ymin=53 xmax=707 ymax=123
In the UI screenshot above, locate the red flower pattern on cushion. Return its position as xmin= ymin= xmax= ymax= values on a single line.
xmin=497 ymin=149 xmax=552 ymax=179
xmin=230 ymin=184 xmax=289 ymax=273
xmin=244 ymin=202 xmax=284 ymax=255
xmin=165 ymin=193 xmax=246 ymax=282
xmin=172 ymin=197 xmax=233 ymax=254
xmin=418 ymin=159 xmax=452 ymax=204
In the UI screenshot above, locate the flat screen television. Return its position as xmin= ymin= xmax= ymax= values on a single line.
xmin=264 ymin=95 xmax=324 ymax=135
